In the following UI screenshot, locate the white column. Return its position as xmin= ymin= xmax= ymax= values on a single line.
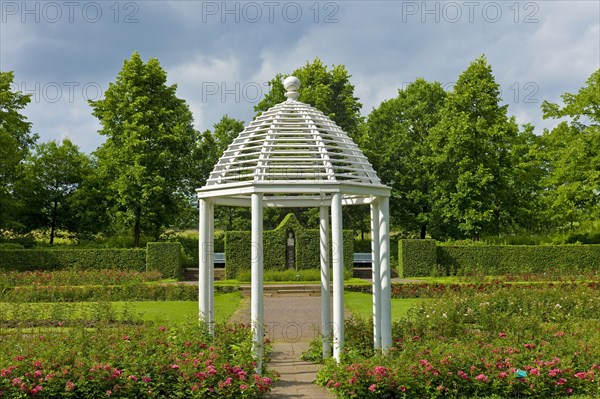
xmin=319 ymin=206 xmax=331 ymax=359
xmin=207 ymin=200 xmax=215 ymax=336
xmin=331 ymin=193 xmax=344 ymax=362
xmin=379 ymin=196 xmax=392 ymax=352
xmin=251 ymin=193 xmax=264 ymax=374
xmin=198 ymin=199 xmax=210 ymax=325
xmin=370 ymin=200 xmax=381 ymax=350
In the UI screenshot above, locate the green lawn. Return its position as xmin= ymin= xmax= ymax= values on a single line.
xmin=344 ymin=292 xmax=430 ymax=320
xmin=0 ymin=292 xmax=242 ymax=325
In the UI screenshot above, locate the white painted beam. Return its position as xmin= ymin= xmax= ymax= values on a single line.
xmin=331 ymin=193 xmax=344 ymax=362
xmin=251 ymin=193 xmax=264 ymax=374
xmin=320 ymin=206 xmax=332 ymax=359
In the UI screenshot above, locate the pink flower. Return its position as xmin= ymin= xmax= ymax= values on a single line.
xmin=530 ymin=368 xmax=540 ymax=376
xmin=458 ymin=370 xmax=468 ymax=380
xmin=369 ymin=384 xmax=377 ymax=392
xmin=170 ymin=364 xmax=180 ymax=370
xmin=12 ymin=378 xmax=21 ymax=386
xmin=106 ymin=390 xmax=112 ymax=396
xmin=556 ymin=378 xmax=567 ymax=385
xmin=475 ymin=374 xmax=489 ymax=382
xmin=549 ymin=368 xmax=562 ymax=377
xmin=574 ymin=372 xmax=587 ymax=379
xmin=498 ymin=332 xmax=507 ymax=338
xmin=374 ymin=366 xmax=387 ymax=376
xmin=554 ymin=331 xmax=565 ymax=337
xmin=240 ymin=384 xmax=248 ymax=390
xmin=142 ymin=376 xmax=152 ymax=383
xmin=33 ymin=370 xmax=42 ymax=378
xmin=498 ymin=372 xmax=508 ymax=379
xmin=65 ymin=381 xmax=75 ymax=391
xmin=31 ymin=385 xmax=43 ymax=395
xmin=128 ymin=375 xmax=138 ymax=381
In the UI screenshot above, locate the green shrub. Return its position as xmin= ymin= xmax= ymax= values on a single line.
xmin=224 ymin=213 xmax=354 ymax=279
xmin=437 ymin=245 xmax=600 ymax=275
xmin=398 ymin=239 xmax=436 ymax=277
xmin=0 ymin=249 xmax=146 ymax=272
xmin=236 ymin=268 xmax=353 ymax=282
xmin=146 ymin=242 xmax=183 ymax=280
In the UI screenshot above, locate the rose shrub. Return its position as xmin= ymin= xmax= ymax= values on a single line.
xmin=316 ymin=283 xmax=599 ymax=398
xmin=0 ymin=320 xmax=275 ymax=398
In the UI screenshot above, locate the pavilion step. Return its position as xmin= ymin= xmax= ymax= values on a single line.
xmin=353 ymin=267 xmax=398 ymax=280
xmin=184 ymin=268 xmax=225 ymax=281
xmin=240 ymin=284 xmax=323 ymax=297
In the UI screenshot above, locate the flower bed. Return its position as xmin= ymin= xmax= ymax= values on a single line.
xmin=315 ymin=284 xmax=600 ymax=398
xmin=0 ymin=320 xmax=275 ymax=398
xmin=0 ymin=269 xmax=164 ymax=287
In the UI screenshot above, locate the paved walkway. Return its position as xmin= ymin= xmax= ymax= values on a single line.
xmin=230 ymin=295 xmax=334 ymax=399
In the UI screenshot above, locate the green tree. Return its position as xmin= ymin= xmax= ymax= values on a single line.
xmin=16 ymin=139 xmax=91 ymax=244
xmin=0 ymin=71 xmax=37 ymax=228
xmin=90 ymin=52 xmax=197 ymax=246
xmin=192 ymin=115 xmax=247 ymax=231
xmin=540 ymin=69 xmax=600 ymax=228
xmin=363 ymin=79 xmax=447 ymax=238
xmin=428 ymin=56 xmax=519 ymax=239
xmin=255 ymin=58 xmax=362 ymax=137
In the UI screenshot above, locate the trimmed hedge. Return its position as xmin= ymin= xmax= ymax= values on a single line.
xmin=224 ymin=213 xmax=354 ymax=279
xmin=437 ymin=244 xmax=600 ymax=275
xmin=0 ymin=249 xmax=146 ymax=272
xmin=398 ymin=239 xmax=436 ymax=277
xmin=146 ymin=242 xmax=183 ymax=279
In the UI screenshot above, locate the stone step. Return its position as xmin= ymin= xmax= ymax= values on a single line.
xmin=184 ymin=268 xmax=226 ymax=281
xmin=353 ymin=267 xmax=398 ymax=280
xmin=240 ymin=284 xmax=323 ymax=297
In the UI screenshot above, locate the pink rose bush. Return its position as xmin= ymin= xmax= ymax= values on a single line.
xmin=316 ymin=282 xmax=599 ymax=398
xmin=0 ymin=321 xmax=276 ymax=398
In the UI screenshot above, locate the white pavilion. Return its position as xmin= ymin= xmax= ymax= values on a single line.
xmin=196 ymin=76 xmax=392 ymax=373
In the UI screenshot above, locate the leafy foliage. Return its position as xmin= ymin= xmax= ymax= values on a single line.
xmin=15 ymin=139 xmax=92 ymax=244
xmin=0 ymin=248 xmax=146 ymax=272
xmin=0 ymin=71 xmax=37 ymax=229
xmin=146 ymin=242 xmax=184 ymax=279
xmin=362 ymin=79 xmax=446 ymax=238
xmin=90 ymin=52 xmax=198 ymax=246
xmin=540 ymin=69 xmax=600 ymax=228
xmin=398 ymin=239 xmax=437 ymax=277
xmin=224 ymin=213 xmax=354 ymax=279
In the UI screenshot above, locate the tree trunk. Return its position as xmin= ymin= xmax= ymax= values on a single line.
xmin=50 ymin=200 xmax=58 ymax=246
xmin=420 ymin=224 xmax=427 ymax=239
xmin=134 ymin=206 xmax=142 ymax=247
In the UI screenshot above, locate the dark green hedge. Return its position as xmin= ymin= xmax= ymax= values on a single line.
xmin=224 ymin=213 xmax=354 ymax=279
xmin=146 ymin=242 xmax=183 ymax=279
xmin=399 ymin=239 xmax=437 ymax=277
xmin=0 ymin=249 xmax=146 ymax=272
xmin=437 ymin=245 xmax=600 ymax=275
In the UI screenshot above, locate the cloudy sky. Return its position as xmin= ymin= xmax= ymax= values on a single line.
xmin=1 ymin=0 xmax=598 ymax=153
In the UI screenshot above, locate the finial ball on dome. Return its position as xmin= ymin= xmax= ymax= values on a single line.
xmin=283 ymin=76 xmax=300 ymax=92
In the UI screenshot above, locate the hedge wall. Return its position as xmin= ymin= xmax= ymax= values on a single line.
xmin=146 ymin=242 xmax=183 ymax=279
xmin=0 ymin=249 xmax=146 ymax=272
xmin=398 ymin=239 xmax=436 ymax=277
xmin=224 ymin=213 xmax=354 ymax=279
xmin=437 ymin=245 xmax=600 ymax=275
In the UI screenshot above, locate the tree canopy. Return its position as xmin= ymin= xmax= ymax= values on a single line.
xmin=90 ymin=52 xmax=197 ymax=246
xmin=0 ymin=71 xmax=37 ymax=229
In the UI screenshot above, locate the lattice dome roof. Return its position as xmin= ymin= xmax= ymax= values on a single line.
xmin=197 ymin=76 xmax=389 ymax=207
